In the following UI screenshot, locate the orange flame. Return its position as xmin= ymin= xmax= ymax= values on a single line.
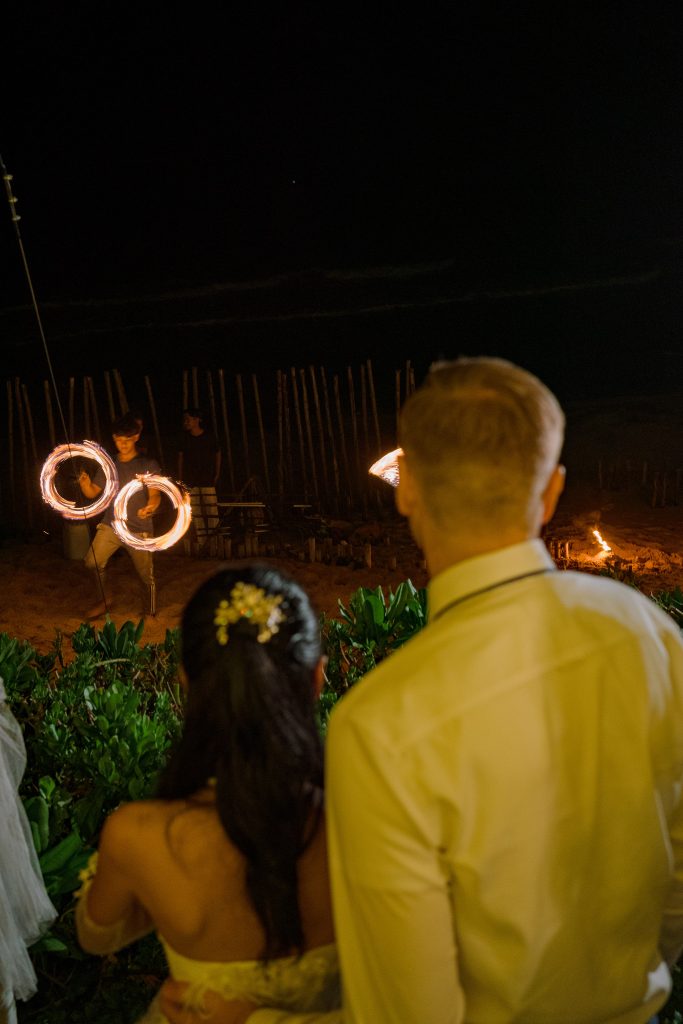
xmin=592 ymin=529 xmax=611 ymax=554
xmin=368 ymin=447 xmax=403 ymax=488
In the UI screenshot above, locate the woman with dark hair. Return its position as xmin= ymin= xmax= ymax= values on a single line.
xmin=76 ymin=564 xmax=340 ymax=1023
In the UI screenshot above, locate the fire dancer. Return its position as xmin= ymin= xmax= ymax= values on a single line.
xmin=79 ymin=412 xmax=160 ymax=618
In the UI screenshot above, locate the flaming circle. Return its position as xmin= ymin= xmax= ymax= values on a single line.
xmin=40 ymin=440 xmax=118 ymax=519
xmin=112 ymin=474 xmax=192 ymax=551
xmin=369 ymin=447 xmax=403 ymax=488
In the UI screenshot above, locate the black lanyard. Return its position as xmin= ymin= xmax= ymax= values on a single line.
xmin=431 ymin=568 xmax=555 ymax=624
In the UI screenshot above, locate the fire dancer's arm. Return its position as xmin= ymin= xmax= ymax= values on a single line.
xmin=138 ymin=486 xmax=161 ymax=519
xmin=78 ymin=470 xmax=102 ymax=501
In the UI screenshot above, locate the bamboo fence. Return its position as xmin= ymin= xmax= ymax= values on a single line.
xmin=0 ymin=361 xmax=413 ymax=533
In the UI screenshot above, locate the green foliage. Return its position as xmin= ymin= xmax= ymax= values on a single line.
xmin=0 ymin=617 xmax=184 ymax=1023
xmin=650 ymin=586 xmax=683 ymax=624
xmin=319 ymin=580 xmax=427 ymax=729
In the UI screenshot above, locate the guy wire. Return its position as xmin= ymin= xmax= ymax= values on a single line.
xmin=1 ymin=153 xmax=110 ymax=611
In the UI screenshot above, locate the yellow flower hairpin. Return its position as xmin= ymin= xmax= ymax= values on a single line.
xmin=214 ymin=582 xmax=285 ymax=646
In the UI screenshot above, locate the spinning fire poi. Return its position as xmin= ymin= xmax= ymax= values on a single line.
xmin=112 ymin=474 xmax=192 ymax=551
xmin=40 ymin=440 xmax=119 ymax=519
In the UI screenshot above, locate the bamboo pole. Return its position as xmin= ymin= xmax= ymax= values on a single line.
xmin=21 ymin=384 xmax=38 ymax=465
xmin=14 ymin=378 xmax=33 ymax=527
xmin=319 ymin=366 xmax=340 ymax=506
xmin=83 ymin=376 xmax=91 ymax=439
xmin=299 ymin=368 xmax=318 ymax=500
xmin=43 ymin=380 xmax=56 ymax=449
xmin=347 ymin=365 xmax=361 ymax=485
xmin=22 ymin=383 xmax=44 ymax=529
xmin=282 ymin=369 xmax=294 ymax=495
xmin=395 ymin=368 xmax=401 ymax=443
xmin=236 ymin=373 xmax=251 ymax=483
xmin=366 ymin=358 xmax=382 ymax=456
xmin=182 ymin=369 xmax=189 ymax=411
xmin=113 ymin=368 xmax=128 ymax=413
xmin=104 ymin=371 xmax=116 ymax=424
xmin=191 ymin=366 xmax=199 ymax=408
xmin=252 ymin=373 xmax=271 ymax=495
xmin=144 ymin=375 xmax=165 ymax=469
xmin=206 ymin=371 xmax=219 ymax=438
xmin=308 ymin=365 xmax=329 ymax=500
xmin=333 ymin=373 xmax=352 ymax=502
xmin=405 ymin=359 xmax=411 ymax=401
xmin=276 ymin=370 xmax=285 ymax=504
xmin=87 ymin=376 xmax=101 ymax=442
xmin=360 ymin=363 xmax=370 ymax=462
xmin=68 ymin=377 xmax=75 ymax=440
xmin=6 ymin=381 xmax=16 ymax=520
xmin=290 ymin=367 xmax=309 ymax=499
xmin=218 ymin=369 xmax=236 ymax=492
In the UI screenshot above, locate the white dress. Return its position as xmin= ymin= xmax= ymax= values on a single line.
xmin=138 ymin=938 xmax=340 ymax=1023
xmin=76 ymin=866 xmax=341 ymax=1023
xmin=0 ymin=681 xmax=57 ymax=1023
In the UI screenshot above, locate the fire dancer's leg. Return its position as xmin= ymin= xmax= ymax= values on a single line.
xmin=127 ymin=541 xmax=156 ymax=616
xmin=83 ymin=523 xmax=121 ymax=617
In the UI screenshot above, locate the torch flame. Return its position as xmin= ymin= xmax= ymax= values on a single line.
xmin=592 ymin=529 xmax=611 ymax=554
xmin=369 ymin=447 xmax=403 ymax=488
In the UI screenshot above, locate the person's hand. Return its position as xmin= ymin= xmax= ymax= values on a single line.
xmin=159 ymin=979 xmax=256 ymax=1024
xmin=78 ymin=470 xmax=91 ymax=488
xmin=138 ymin=504 xmax=155 ymax=519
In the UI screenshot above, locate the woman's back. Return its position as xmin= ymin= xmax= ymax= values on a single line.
xmin=92 ymin=786 xmax=334 ymax=962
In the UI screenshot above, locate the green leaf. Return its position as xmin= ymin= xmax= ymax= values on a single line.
xmin=39 ymin=832 xmax=83 ymax=875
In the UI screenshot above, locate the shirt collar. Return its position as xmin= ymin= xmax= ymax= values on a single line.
xmin=427 ymin=538 xmax=556 ymax=623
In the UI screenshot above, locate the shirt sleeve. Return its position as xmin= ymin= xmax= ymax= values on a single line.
xmin=658 ymin=626 xmax=683 ymax=965
xmin=325 ymin=707 xmax=465 ymax=1024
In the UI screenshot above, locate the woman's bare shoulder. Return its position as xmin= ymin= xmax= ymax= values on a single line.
xmin=99 ymin=798 xmax=195 ymax=860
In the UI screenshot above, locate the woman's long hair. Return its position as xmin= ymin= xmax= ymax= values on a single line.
xmin=157 ymin=563 xmax=324 ymax=960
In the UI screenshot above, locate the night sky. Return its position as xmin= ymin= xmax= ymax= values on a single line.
xmin=2 ymin=5 xmax=683 ymax=393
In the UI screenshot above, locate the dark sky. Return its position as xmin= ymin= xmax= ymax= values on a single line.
xmin=2 ymin=4 xmax=683 ymax=391
xmin=2 ymin=5 xmax=681 ymax=293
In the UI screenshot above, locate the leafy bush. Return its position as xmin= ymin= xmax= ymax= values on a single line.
xmin=319 ymin=580 xmax=427 ymax=730
xmin=0 ymin=620 xmax=183 ymax=1021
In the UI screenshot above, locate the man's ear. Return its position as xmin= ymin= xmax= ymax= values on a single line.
xmin=541 ymin=464 xmax=566 ymax=525
xmin=396 ymin=453 xmax=418 ymax=517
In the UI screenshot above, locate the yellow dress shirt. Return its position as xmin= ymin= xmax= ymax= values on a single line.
xmin=254 ymin=539 xmax=683 ymax=1023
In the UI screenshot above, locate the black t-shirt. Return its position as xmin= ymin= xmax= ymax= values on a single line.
xmin=95 ymin=455 xmax=160 ymax=531
xmin=179 ymin=431 xmax=220 ymax=487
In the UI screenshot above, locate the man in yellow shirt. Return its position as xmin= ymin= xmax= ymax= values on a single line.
xmin=162 ymin=358 xmax=683 ymax=1023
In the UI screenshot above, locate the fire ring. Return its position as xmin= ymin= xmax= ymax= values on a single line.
xmin=40 ymin=440 xmax=119 ymax=519
xmin=112 ymin=474 xmax=192 ymax=551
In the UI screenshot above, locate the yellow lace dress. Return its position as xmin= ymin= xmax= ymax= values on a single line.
xmin=75 ymin=855 xmax=341 ymax=1023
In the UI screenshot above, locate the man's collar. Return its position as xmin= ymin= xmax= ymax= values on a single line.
xmin=427 ymin=539 xmax=556 ymax=623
